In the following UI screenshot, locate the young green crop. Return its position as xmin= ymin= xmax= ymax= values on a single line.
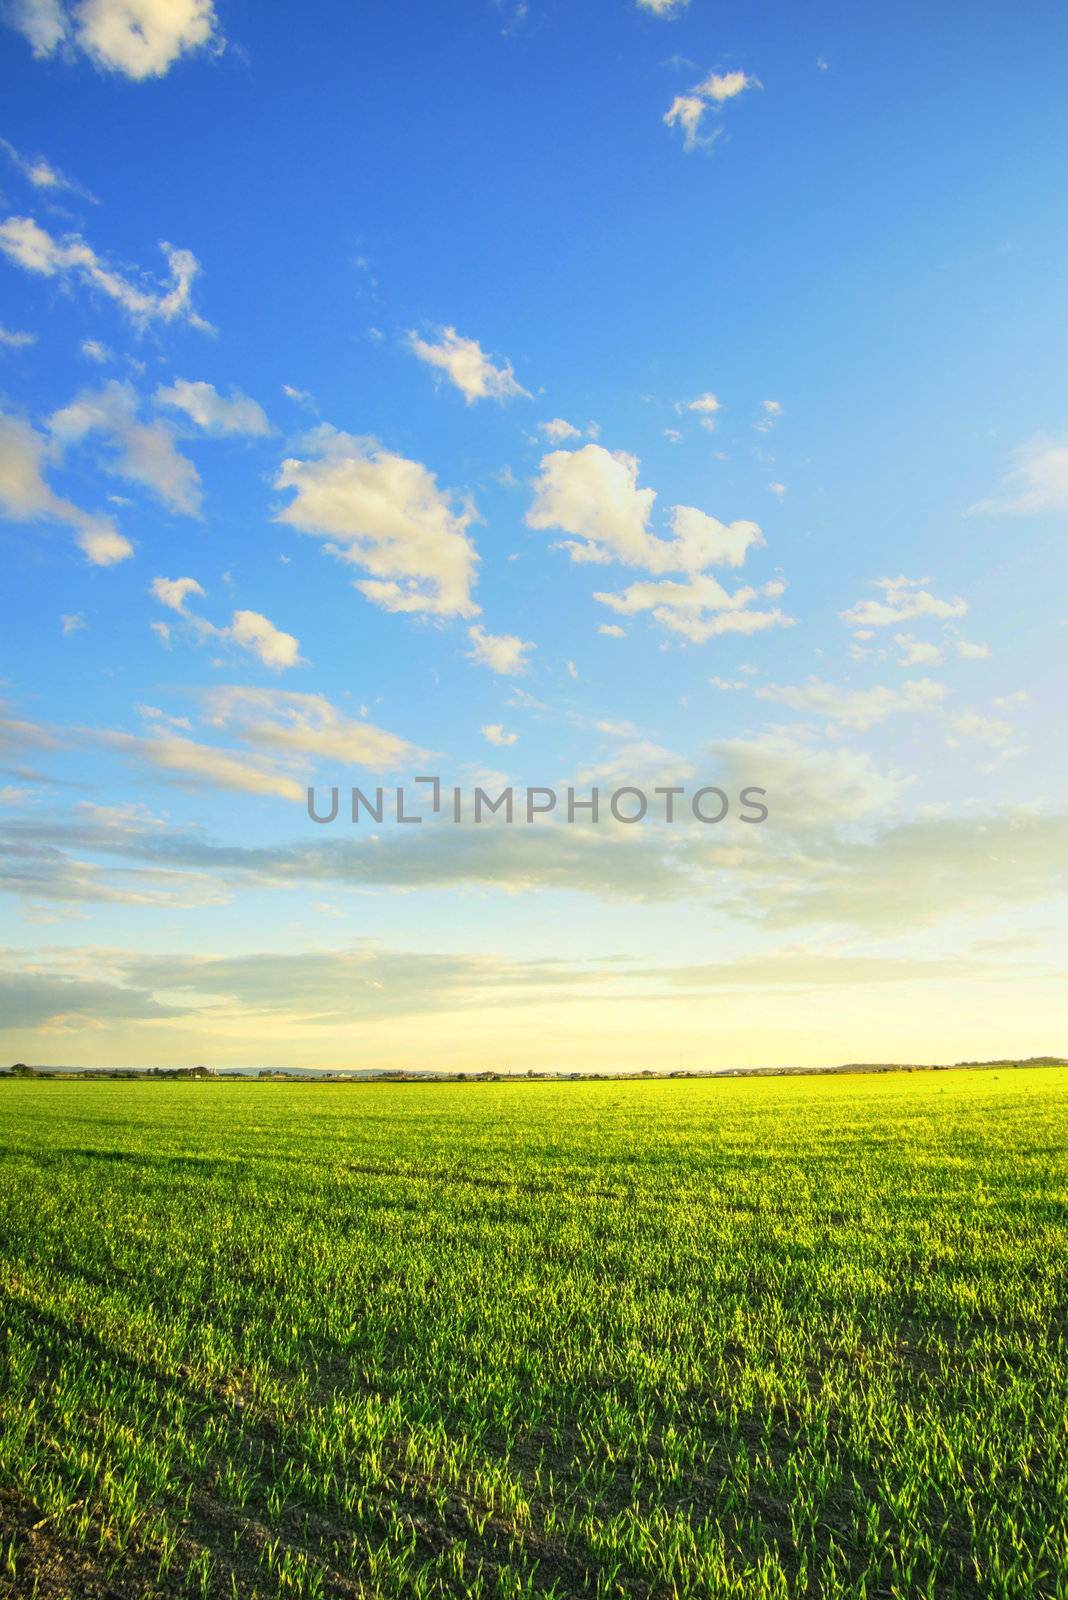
xmin=0 ymin=1068 xmax=1066 ymax=1598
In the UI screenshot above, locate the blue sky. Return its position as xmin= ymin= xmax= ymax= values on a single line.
xmin=1 ymin=0 xmax=1066 ymax=1070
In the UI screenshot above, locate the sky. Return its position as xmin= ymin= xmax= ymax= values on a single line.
xmin=1 ymin=0 xmax=1066 ymax=1072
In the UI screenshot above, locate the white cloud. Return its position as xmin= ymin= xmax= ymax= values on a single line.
xmin=893 ymin=632 xmax=943 ymax=667
xmin=407 ymin=326 xmax=529 ymax=404
xmin=150 ymin=575 xmax=204 ymax=614
xmin=768 ymin=481 xmax=785 ymax=497
xmin=102 ymin=729 xmax=303 ymax=801
xmin=664 ymin=70 xmax=757 ymax=151
xmin=528 ymin=444 xmax=781 ymax=641
xmin=80 ymin=338 xmax=111 ymax=362
xmin=227 ymin=610 xmax=301 ymax=672
xmin=281 ymin=384 xmax=318 ymax=414
xmin=539 ymin=417 xmax=581 ymax=442
xmin=756 ymin=398 xmax=782 ymax=433
xmin=155 ymin=378 xmax=270 ymax=436
xmin=841 ymin=576 xmax=967 ymax=630
xmin=528 ymin=445 xmax=763 ymax=571
xmin=482 ymin=723 xmax=518 ymax=747
xmin=685 ymin=391 xmax=721 ymax=420
xmin=201 ymin=686 xmax=418 ymax=769
xmin=753 ymin=675 xmax=947 ymax=730
xmin=60 ymin=612 xmax=86 ymax=635
xmin=50 ymin=381 xmax=202 ymax=515
xmin=0 ymin=326 xmax=36 ymax=349
xmin=0 ymin=216 xmax=210 ymax=331
xmin=969 ymin=433 xmax=1068 ymax=517
xmin=599 ymin=623 xmax=626 ymax=637
xmin=636 ymin=0 xmax=688 ymax=14
xmin=77 ymin=525 xmax=134 ymax=565
xmin=596 ymin=577 xmax=792 ymax=643
xmin=948 ymin=713 xmax=1014 ymax=748
xmin=711 ymin=730 xmax=913 ymax=827
xmin=0 ymin=137 xmax=95 ymax=199
xmin=467 ymin=624 xmax=534 ymax=676
xmin=0 ymin=408 xmax=132 ymax=565
xmin=275 ymin=429 xmax=480 ymax=619
xmin=956 ymin=638 xmax=990 ymax=660
xmin=150 ymin=578 xmax=301 ymax=671
xmin=7 ymin=0 xmax=220 ymax=78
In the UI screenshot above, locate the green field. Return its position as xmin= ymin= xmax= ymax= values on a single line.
xmin=1 ymin=1070 xmax=1066 ymax=1600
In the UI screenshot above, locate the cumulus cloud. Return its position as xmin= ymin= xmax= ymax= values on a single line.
xmin=407 ymin=326 xmax=529 ymax=404
xmin=840 ymin=576 xmax=968 ymax=630
xmin=893 ymin=632 xmax=943 ymax=667
xmin=467 ymin=624 xmax=534 ymax=676
xmin=227 ymin=611 xmax=301 ymax=672
xmin=0 ymin=215 xmax=211 ymax=331
xmin=482 ymin=724 xmax=518 ymax=747
xmin=683 ymin=392 xmax=721 ymax=429
xmin=275 ymin=429 xmax=480 ymax=619
xmin=149 ymin=577 xmax=301 ymax=671
xmin=155 ymin=378 xmax=270 ymax=436
xmin=150 ymin=575 xmax=205 ymax=614
xmin=0 ymin=408 xmax=132 ymax=564
xmin=664 ymin=70 xmax=757 ymax=151
xmin=539 ymin=417 xmax=582 ymax=442
xmin=969 ymin=433 xmax=1068 ymax=517
xmin=528 ymin=444 xmax=785 ymax=641
xmin=6 ymin=0 xmax=220 ymax=79
xmin=49 ymin=381 xmax=202 ymax=515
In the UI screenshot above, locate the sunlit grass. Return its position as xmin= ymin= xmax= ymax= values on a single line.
xmin=0 ymin=1068 xmax=1066 ymax=1597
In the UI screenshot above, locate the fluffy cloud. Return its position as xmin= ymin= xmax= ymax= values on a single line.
xmin=50 ymin=381 xmax=202 ymax=515
xmin=539 ymin=418 xmax=581 ymax=442
xmin=467 ymin=624 xmax=534 ymax=676
xmin=275 ymin=429 xmax=480 ymax=618
xmin=893 ymin=633 xmax=943 ymax=667
xmin=0 ymin=326 xmax=37 ymax=349
xmin=840 ymin=576 xmax=968 ymax=630
xmin=482 ymin=724 xmax=518 ymax=747
xmin=528 ymin=444 xmax=785 ymax=641
xmin=528 ymin=445 xmax=763 ymax=571
xmin=0 ymin=409 xmax=132 ymax=564
xmin=150 ymin=575 xmax=205 ymax=614
xmin=149 ymin=577 xmax=301 ymax=671
xmin=636 ymin=0 xmax=688 ymax=14
xmin=7 ymin=0 xmax=220 ymax=78
xmin=664 ymin=70 xmax=756 ymax=151
xmin=0 ymin=216 xmax=210 ymax=331
xmin=969 ymin=433 xmax=1068 ymax=517
xmin=407 ymin=326 xmax=529 ymax=404
xmin=227 ymin=611 xmax=301 ymax=672
xmin=155 ymin=378 xmax=270 ymax=436
xmin=684 ymin=392 xmax=721 ymax=427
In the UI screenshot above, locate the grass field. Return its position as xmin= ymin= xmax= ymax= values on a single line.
xmin=0 ymin=1069 xmax=1066 ymax=1600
